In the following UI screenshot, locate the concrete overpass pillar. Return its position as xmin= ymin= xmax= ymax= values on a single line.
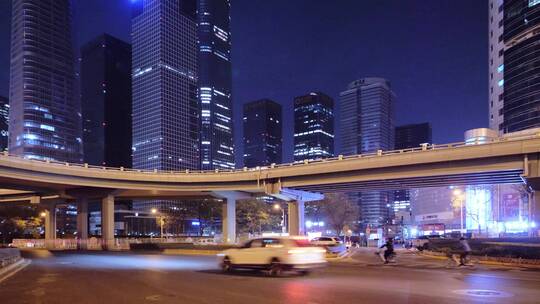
xmin=222 ymin=198 xmax=236 ymax=244
xmin=532 ymin=191 xmax=540 ymax=237
xmin=101 ymin=195 xmax=115 ymax=250
xmin=288 ymin=200 xmax=305 ymax=236
xmin=76 ymin=197 xmax=89 ymax=250
xmin=44 ymin=203 xmax=56 ymax=249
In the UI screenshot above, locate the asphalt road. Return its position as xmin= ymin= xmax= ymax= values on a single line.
xmin=0 ymin=250 xmax=539 ymax=304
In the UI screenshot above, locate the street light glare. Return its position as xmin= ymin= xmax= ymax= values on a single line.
xmin=453 ymin=189 xmax=462 ymax=196
xmin=40 ymin=212 xmax=46 ymax=218
xmin=151 ymin=208 xmax=157 ymax=214
xmin=273 ymin=204 xmax=280 ymax=210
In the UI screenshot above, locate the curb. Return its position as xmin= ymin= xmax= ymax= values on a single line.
xmin=162 ymin=249 xmax=220 ymax=256
xmin=419 ymin=252 xmax=540 ymax=269
xmin=0 ymin=259 xmax=30 ymax=284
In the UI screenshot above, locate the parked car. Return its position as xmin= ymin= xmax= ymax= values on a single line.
xmin=310 ymin=236 xmax=347 ymax=255
xmin=310 ymin=237 xmax=342 ymax=247
xmin=217 ymin=237 xmax=327 ymax=276
xmin=413 ymin=235 xmax=444 ymax=250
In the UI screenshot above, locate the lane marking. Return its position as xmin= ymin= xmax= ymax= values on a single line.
xmin=0 ymin=259 xmax=31 ymax=285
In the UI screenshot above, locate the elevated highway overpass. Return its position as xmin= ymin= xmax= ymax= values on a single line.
xmin=0 ymin=134 xmax=539 ymax=248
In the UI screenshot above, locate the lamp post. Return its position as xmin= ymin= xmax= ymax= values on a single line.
xmin=151 ymin=208 xmax=164 ymax=240
xmin=453 ymin=189 xmax=465 ymax=235
xmin=273 ymin=203 xmax=286 ymax=234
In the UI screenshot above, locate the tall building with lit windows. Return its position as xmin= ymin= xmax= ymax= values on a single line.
xmin=243 ymin=99 xmax=282 ymax=168
xmin=293 ymin=92 xmax=334 ymax=161
xmin=0 ymin=96 xmax=9 ymax=151
xmin=489 ymin=0 xmax=540 ymax=133
xmin=393 ymin=123 xmax=432 ymax=213
xmin=8 ymin=0 xmax=82 ymax=162
xmin=131 ymin=0 xmax=199 ymax=171
xmin=198 ymin=0 xmax=234 ymax=170
xmin=339 ymin=78 xmax=395 ymax=228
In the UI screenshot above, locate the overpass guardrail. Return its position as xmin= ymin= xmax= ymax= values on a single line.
xmin=0 ymin=132 xmax=538 ymax=176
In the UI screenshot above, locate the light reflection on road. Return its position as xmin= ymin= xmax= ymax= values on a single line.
xmin=33 ymin=253 xmax=218 ymax=271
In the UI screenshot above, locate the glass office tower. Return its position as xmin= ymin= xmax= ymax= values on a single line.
xmin=131 ymin=0 xmax=199 ymax=171
xmin=81 ymin=34 xmax=132 ymax=168
xmin=293 ymin=92 xmax=334 ymax=161
xmin=0 ymin=96 xmax=8 ymax=151
xmin=393 ymin=123 xmax=432 ymax=213
xmin=198 ymin=0 xmax=234 ymax=170
xmin=243 ymin=99 xmax=282 ymax=168
xmin=489 ymin=0 xmax=540 ymax=133
xmin=9 ymin=0 xmax=82 ymax=162
xmin=339 ymin=78 xmax=395 ymax=228
xmin=501 ymin=0 xmax=540 ymax=132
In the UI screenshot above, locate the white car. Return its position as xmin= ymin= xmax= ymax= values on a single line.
xmin=310 ymin=236 xmax=342 ymax=247
xmin=218 ymin=237 xmax=327 ymax=276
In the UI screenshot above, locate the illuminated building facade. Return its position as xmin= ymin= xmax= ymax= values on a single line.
xmin=489 ymin=0 xmax=540 ymax=133
xmin=293 ymin=92 xmax=334 ymax=161
xmin=243 ymin=99 xmax=282 ymax=168
xmin=339 ymin=78 xmax=395 ymax=228
xmin=131 ymin=0 xmax=199 ymax=171
xmin=0 ymin=96 xmax=9 ymax=151
xmin=198 ymin=0 xmax=234 ymax=170
xmin=9 ymin=0 xmax=82 ymax=162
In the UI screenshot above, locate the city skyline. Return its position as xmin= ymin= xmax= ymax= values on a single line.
xmin=0 ymin=0 xmax=488 ymax=166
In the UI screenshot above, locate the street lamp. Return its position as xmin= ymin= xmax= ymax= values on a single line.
xmin=273 ymin=203 xmax=286 ymax=234
xmin=40 ymin=212 xmax=46 ymax=218
xmin=452 ymin=189 xmax=465 ymax=235
xmin=151 ymin=208 xmax=164 ymax=240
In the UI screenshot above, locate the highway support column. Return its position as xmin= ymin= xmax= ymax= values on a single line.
xmin=44 ymin=203 xmax=57 ymax=250
xmin=222 ymin=197 xmax=236 ymax=244
xmin=101 ymin=195 xmax=115 ymax=250
xmin=76 ymin=197 xmax=89 ymax=250
xmin=288 ymin=200 xmax=305 ymax=236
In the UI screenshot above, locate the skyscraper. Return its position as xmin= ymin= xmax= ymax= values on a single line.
xmin=243 ymin=99 xmax=282 ymax=168
xmin=131 ymin=0 xmax=199 ymax=171
xmin=489 ymin=0 xmax=540 ymax=133
xmin=394 ymin=123 xmax=432 ymax=213
xmin=488 ymin=0 xmax=505 ymax=132
xmin=395 ymin=123 xmax=432 ymax=150
xmin=339 ymin=78 xmax=395 ymax=228
xmin=81 ymin=34 xmax=132 ymax=168
xmin=198 ymin=0 xmax=234 ymax=170
xmin=502 ymin=0 xmax=540 ymax=132
xmin=0 ymin=96 xmax=9 ymax=151
xmin=293 ymin=92 xmax=334 ymax=161
xmin=9 ymin=0 xmax=81 ymax=162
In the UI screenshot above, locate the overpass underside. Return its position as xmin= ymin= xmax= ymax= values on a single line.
xmin=289 ymin=170 xmax=525 ymax=193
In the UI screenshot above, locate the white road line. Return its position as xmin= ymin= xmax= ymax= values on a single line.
xmin=0 ymin=259 xmax=31 ymax=285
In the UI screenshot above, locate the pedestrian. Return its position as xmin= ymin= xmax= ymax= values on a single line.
xmin=459 ymin=237 xmax=472 ymax=266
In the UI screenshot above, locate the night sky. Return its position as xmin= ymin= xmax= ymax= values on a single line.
xmin=0 ymin=0 xmax=488 ymax=166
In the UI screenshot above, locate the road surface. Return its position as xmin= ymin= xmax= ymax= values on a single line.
xmin=0 ymin=249 xmax=539 ymax=303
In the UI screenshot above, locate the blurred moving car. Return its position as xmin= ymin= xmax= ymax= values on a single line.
xmin=310 ymin=236 xmax=347 ymax=255
xmin=217 ymin=237 xmax=327 ymax=276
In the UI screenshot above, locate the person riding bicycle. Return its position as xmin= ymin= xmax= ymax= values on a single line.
xmin=459 ymin=237 xmax=472 ymax=266
xmin=379 ymin=237 xmax=395 ymax=264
